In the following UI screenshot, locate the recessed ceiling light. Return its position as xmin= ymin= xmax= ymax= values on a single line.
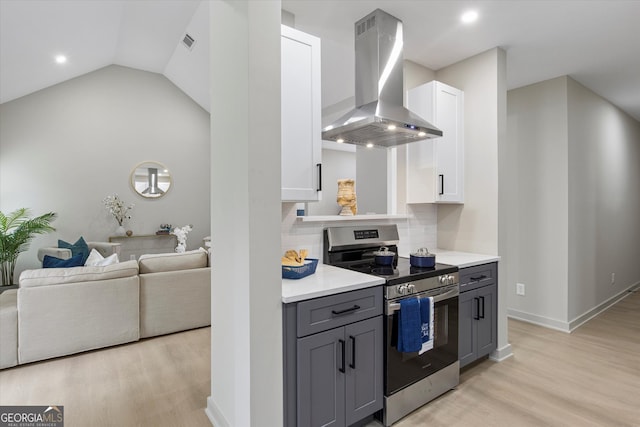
xmin=418 ymin=131 xmax=427 ymax=137
xmin=461 ymin=10 xmax=478 ymax=24
xmin=55 ymin=55 xmax=67 ymax=64
xmin=387 ymin=124 xmax=397 ymax=131
xmin=366 ymin=143 xmax=374 ymax=148
xmin=337 ymin=138 xmax=344 ymax=143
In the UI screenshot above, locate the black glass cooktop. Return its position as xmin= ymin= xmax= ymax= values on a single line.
xmin=343 ymin=257 xmax=458 ymax=286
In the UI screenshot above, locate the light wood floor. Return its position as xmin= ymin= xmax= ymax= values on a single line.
xmin=391 ymin=288 xmax=640 ymax=427
xmin=1 ymin=290 xmax=638 ymax=427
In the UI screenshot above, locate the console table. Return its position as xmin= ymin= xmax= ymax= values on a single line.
xmin=109 ymin=234 xmax=177 ymax=261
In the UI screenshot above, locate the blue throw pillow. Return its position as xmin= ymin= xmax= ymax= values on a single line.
xmin=58 ymin=236 xmax=90 ymax=264
xmin=43 ymin=254 xmax=85 ymax=268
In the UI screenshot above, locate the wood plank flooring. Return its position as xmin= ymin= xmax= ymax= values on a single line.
xmin=1 ymin=290 xmax=638 ymax=427
xmin=0 ymin=328 xmax=211 ymax=426
xmin=391 ymin=289 xmax=640 ymax=427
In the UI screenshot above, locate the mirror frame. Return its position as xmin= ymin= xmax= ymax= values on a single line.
xmin=130 ymin=161 xmax=172 ymax=199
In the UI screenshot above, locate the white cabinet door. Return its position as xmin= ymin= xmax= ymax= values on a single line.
xmin=406 ymin=81 xmax=464 ymax=203
xmin=281 ymin=25 xmax=322 ymax=202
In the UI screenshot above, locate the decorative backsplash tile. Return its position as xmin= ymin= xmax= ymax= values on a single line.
xmin=281 ymin=203 xmax=437 ymax=262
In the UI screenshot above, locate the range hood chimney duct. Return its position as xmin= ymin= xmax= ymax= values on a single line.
xmin=142 ymin=168 xmax=164 ymax=196
xmin=322 ymin=9 xmax=442 ymax=148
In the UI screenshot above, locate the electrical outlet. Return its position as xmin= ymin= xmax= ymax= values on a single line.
xmin=611 ymin=273 xmax=615 ymax=285
xmin=516 ymin=283 xmax=525 ymax=296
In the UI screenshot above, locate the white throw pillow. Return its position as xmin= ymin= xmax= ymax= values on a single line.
xmin=84 ymin=248 xmax=120 ymax=267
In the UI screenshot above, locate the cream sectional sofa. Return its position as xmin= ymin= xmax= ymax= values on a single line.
xmin=138 ymin=249 xmax=211 ymax=338
xmin=17 ymin=260 xmax=140 ymax=365
xmin=0 ymin=249 xmax=210 ymax=369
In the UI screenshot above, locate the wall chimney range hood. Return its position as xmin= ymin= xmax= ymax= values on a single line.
xmin=142 ymin=167 xmax=164 ymax=196
xmin=322 ymin=9 xmax=442 ymax=148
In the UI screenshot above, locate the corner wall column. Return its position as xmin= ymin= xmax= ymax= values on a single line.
xmin=206 ymin=1 xmax=283 ymax=426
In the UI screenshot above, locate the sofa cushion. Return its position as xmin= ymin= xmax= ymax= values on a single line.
xmin=85 ymin=248 xmax=119 ymax=267
xmin=58 ymin=236 xmax=90 ymax=264
xmin=19 ymin=260 xmax=139 ymax=288
xmin=43 ymin=253 xmax=84 ymax=268
xmin=138 ymin=248 xmax=208 ymax=274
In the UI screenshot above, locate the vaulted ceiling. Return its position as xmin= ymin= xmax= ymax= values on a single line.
xmin=0 ymin=0 xmax=209 ymax=109
xmin=1 ymin=0 xmax=639 ymax=122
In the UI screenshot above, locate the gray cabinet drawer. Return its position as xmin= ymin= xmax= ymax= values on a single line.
xmin=459 ymin=262 xmax=497 ymax=293
xmin=297 ymin=287 xmax=382 ymax=337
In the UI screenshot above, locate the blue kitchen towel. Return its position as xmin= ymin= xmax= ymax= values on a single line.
xmin=397 ymin=297 xmax=422 ymax=353
xmin=419 ymin=296 xmax=434 ymax=355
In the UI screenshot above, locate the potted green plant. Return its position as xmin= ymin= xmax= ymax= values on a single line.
xmin=0 ymin=208 xmax=57 ymax=286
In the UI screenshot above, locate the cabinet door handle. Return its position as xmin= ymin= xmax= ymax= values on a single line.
xmin=439 ymin=174 xmax=444 ymax=195
xmin=331 ymin=305 xmax=360 ymax=316
xmin=479 ymin=296 xmax=485 ymax=319
xmin=474 ymin=297 xmax=480 ymax=320
xmin=349 ymin=335 xmax=356 ymax=369
xmin=470 ymin=275 xmax=487 ymax=281
xmin=338 ymin=339 xmax=345 ymax=373
xmin=316 ymin=163 xmax=322 ymax=191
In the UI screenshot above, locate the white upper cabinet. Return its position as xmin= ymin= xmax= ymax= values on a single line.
xmin=281 ymin=25 xmax=322 ymax=202
xmin=406 ymin=81 xmax=464 ymax=204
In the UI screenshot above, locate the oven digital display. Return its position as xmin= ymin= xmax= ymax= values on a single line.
xmin=354 ymin=229 xmax=379 ymax=240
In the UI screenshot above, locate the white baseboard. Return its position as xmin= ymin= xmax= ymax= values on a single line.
xmin=507 ymin=309 xmax=571 ymax=332
xmin=508 ymin=281 xmax=640 ymax=333
xmin=490 ymin=344 xmax=513 ymax=362
xmin=205 ymin=396 xmax=229 ymax=427
xmin=568 ymin=281 xmax=640 ymax=331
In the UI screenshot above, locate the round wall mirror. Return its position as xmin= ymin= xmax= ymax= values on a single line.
xmin=130 ymin=161 xmax=172 ymax=199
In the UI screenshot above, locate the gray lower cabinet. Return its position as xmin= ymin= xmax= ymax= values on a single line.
xmin=458 ymin=263 xmax=498 ymax=368
xmin=284 ymin=286 xmax=383 ymax=427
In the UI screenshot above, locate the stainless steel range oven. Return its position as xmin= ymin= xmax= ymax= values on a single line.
xmin=324 ymin=224 xmax=460 ymax=426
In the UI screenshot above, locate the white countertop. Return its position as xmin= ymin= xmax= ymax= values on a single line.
xmin=282 ymin=264 xmax=385 ymax=303
xmin=427 ymin=249 xmax=500 ymax=268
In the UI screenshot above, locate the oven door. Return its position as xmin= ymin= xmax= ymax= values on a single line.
xmin=385 ymin=285 xmax=459 ymax=395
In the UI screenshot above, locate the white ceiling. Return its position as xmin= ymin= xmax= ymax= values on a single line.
xmin=0 ymin=0 xmax=209 ymax=109
xmin=1 ymin=0 xmax=639 ymax=122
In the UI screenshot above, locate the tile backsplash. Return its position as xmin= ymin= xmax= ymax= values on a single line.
xmin=281 ymin=203 xmax=437 ymax=262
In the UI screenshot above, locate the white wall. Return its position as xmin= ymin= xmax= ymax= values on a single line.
xmin=566 ymin=77 xmax=640 ymax=322
xmin=207 ymin=1 xmax=283 ymax=426
xmin=435 ymin=48 xmax=503 ymax=256
xmin=356 ymin=146 xmax=388 ymax=214
xmin=306 ymin=147 xmax=355 ymax=216
xmin=404 ymin=60 xmax=436 ymax=94
xmin=506 ymin=76 xmax=570 ymax=326
xmin=506 ymin=75 xmax=640 ymax=331
xmin=0 ymin=65 xmax=210 ymax=277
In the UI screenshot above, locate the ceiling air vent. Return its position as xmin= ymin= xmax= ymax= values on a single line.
xmin=182 ymin=33 xmax=196 ymax=50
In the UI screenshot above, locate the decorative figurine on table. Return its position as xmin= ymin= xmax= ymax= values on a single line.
xmin=156 ymin=224 xmax=172 ymax=235
xmin=337 ymin=178 xmax=357 ymax=216
xmin=171 ymin=224 xmax=192 ymax=253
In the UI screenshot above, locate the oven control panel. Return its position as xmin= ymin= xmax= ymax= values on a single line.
xmin=385 ymin=272 xmax=459 ymax=299
xmin=439 ymin=274 xmax=457 ymax=286
xmin=396 ymin=283 xmax=415 ymax=295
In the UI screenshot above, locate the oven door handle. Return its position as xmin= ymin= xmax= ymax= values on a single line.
xmin=386 ymin=286 xmax=459 ymax=314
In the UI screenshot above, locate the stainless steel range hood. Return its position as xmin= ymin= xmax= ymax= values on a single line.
xmin=141 ymin=167 xmax=165 ymax=196
xmin=322 ymin=9 xmax=442 ymax=148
